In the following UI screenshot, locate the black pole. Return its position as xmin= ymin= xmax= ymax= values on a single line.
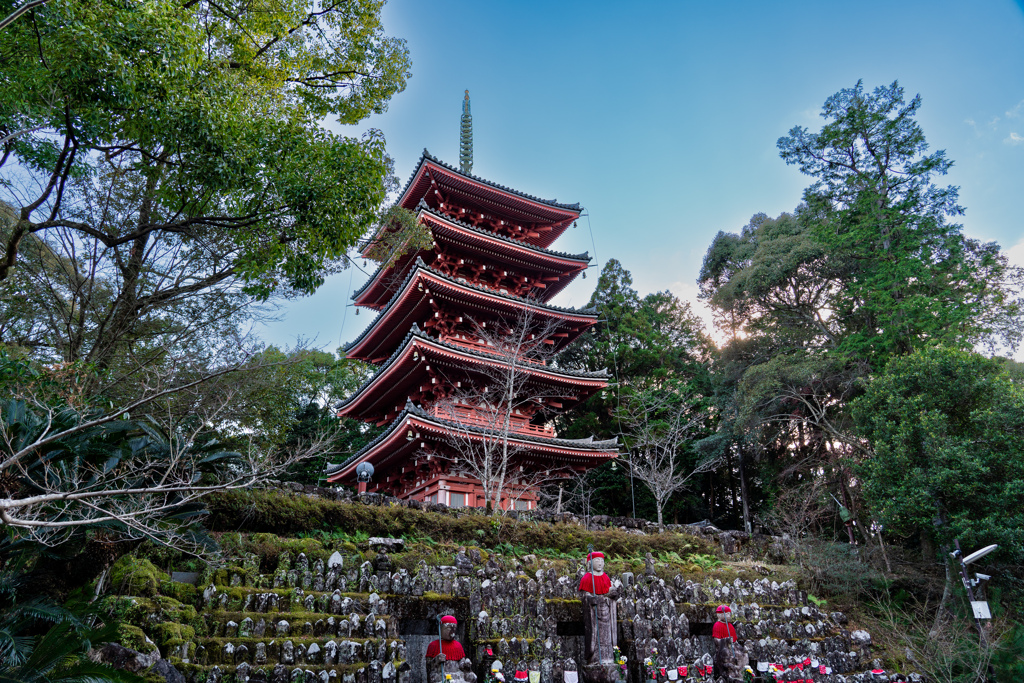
xmin=953 ymin=539 xmax=987 ymax=648
xmin=587 ymin=544 xmax=601 ymax=664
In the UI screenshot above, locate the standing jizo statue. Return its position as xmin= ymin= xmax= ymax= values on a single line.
xmin=578 ymin=551 xmax=620 ymax=683
xmin=711 ymin=605 xmax=748 ymax=682
xmin=426 ymin=615 xmax=474 ymax=683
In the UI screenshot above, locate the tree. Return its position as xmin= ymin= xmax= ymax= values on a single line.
xmin=699 ymin=83 xmax=1024 ymax=537
xmin=617 ymin=382 xmax=720 ymax=530
xmin=0 ymin=0 xmax=410 ymax=379
xmin=778 ymin=80 xmax=1023 ymax=363
xmin=0 ymin=352 xmax=329 ymax=549
xmin=559 ymin=259 xmax=719 ymax=522
xmin=431 ymin=307 xmax=567 ymax=514
xmin=853 ymin=347 xmax=1024 ymax=564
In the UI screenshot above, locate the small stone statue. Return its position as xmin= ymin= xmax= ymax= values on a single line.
xmin=374 ymin=549 xmax=393 ymax=573
xmin=578 ymin=551 xmax=620 ymax=683
xmin=455 ymin=547 xmax=474 ymax=577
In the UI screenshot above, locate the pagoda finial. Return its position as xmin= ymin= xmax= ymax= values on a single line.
xmin=459 ymin=90 xmax=473 ymax=175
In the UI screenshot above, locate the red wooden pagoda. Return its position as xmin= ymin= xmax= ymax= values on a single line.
xmin=326 ymin=109 xmax=617 ymax=508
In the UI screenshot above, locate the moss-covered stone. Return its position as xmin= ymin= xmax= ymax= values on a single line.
xmin=160 ymin=579 xmax=199 ymax=605
xmin=110 ymin=555 xmax=164 ymax=597
xmin=118 ymin=623 xmax=151 ymax=651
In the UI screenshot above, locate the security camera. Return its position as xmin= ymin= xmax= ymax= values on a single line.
xmin=975 ymin=573 xmax=991 ymax=581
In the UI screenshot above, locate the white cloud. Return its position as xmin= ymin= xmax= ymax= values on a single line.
xmin=1004 ymin=132 xmax=1024 ymax=145
xmin=1006 ymin=235 xmax=1024 ymax=269
xmin=1006 ymin=100 xmax=1024 ymax=118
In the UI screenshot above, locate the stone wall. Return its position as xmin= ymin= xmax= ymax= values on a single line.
xmin=148 ymin=543 xmax=914 ymax=683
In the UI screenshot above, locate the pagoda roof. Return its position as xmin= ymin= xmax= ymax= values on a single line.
xmin=353 ymin=204 xmax=591 ymax=308
xmin=345 ymin=259 xmax=598 ymax=362
xmin=325 ymin=401 xmax=618 ymax=483
xmin=395 ymin=151 xmax=581 ymax=249
xmin=336 ymin=326 xmax=609 ymax=421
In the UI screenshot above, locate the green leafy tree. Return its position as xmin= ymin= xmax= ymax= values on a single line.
xmin=778 ymin=80 xmax=1023 ymax=363
xmin=853 ymin=347 xmax=1024 ymax=563
xmin=0 ymin=0 xmax=411 ymax=379
xmin=699 ymin=83 xmax=1024 ymax=537
xmin=558 ymin=259 xmax=716 ymax=522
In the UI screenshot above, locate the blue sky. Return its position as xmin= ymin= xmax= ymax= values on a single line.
xmin=259 ymin=0 xmax=1024 ymax=352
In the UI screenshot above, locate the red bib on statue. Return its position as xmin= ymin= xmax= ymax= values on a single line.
xmin=426 ymin=639 xmax=465 ymax=660
xmin=711 ymin=622 xmax=737 ymax=642
xmin=578 ymin=572 xmax=611 ymax=594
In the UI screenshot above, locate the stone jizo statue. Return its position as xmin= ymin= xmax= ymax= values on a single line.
xmin=426 ymin=615 xmax=471 ymax=683
xmin=578 ymin=551 xmax=620 ymax=683
xmin=711 ymin=605 xmax=748 ymax=682
xmin=427 ymin=615 xmax=466 ymax=662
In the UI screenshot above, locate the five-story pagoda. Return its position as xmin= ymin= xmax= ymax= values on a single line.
xmin=326 ymin=93 xmax=617 ymax=509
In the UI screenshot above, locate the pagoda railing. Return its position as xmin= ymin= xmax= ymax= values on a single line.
xmin=441 ymin=336 xmax=547 ymax=366
xmin=429 ymin=404 xmax=555 ymax=437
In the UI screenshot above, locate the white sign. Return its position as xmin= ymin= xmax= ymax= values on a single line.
xmin=563 ymin=672 xmax=578 ymax=683
xmin=971 ymin=601 xmax=992 ymax=619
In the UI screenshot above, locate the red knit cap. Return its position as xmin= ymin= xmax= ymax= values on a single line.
xmin=441 ymin=615 xmax=457 ymax=624
xmin=587 ymin=551 xmax=605 ymax=561
xmin=716 ymin=605 xmax=731 ymax=613
xmin=514 ymin=672 xmax=528 ymax=681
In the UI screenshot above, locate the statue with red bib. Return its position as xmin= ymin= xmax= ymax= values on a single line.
xmin=578 ymin=551 xmax=619 ymax=683
xmin=578 ymin=551 xmax=613 ymax=595
xmin=426 ymin=615 xmax=466 ymax=662
xmin=426 ymin=615 xmax=475 ymax=683
xmin=712 ymin=605 xmax=748 ymax=682
xmin=711 ymin=605 xmax=737 ymax=643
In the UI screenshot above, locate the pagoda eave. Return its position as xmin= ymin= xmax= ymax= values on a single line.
xmin=337 ymin=328 xmax=609 ymax=422
xmin=396 ymin=153 xmax=580 ymax=248
xmin=353 ymin=207 xmax=590 ymax=309
xmin=326 ymin=408 xmax=618 ymax=485
xmin=345 ymin=263 xmax=597 ymax=363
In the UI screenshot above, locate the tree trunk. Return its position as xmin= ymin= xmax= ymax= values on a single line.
xmin=930 ymin=550 xmax=953 ymax=638
xmin=738 ymin=449 xmax=752 ymax=534
xmin=921 ymin=533 xmax=936 ymax=564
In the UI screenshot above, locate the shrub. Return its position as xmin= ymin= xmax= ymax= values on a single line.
xmin=205 ymin=489 xmax=717 ymax=559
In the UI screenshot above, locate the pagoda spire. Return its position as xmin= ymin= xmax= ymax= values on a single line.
xmin=459 ymin=90 xmax=473 ymax=174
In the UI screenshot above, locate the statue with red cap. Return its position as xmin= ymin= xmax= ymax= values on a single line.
xmin=578 ymin=549 xmax=620 ymax=683
xmin=711 ymin=605 xmax=748 ymax=682
xmin=712 ymin=605 xmax=737 ymax=643
xmin=426 ymin=615 xmax=466 ymax=661
xmin=426 ymin=615 xmax=472 ymax=683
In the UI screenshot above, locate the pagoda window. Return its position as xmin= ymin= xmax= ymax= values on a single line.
xmin=450 ymin=492 xmax=466 ymax=508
